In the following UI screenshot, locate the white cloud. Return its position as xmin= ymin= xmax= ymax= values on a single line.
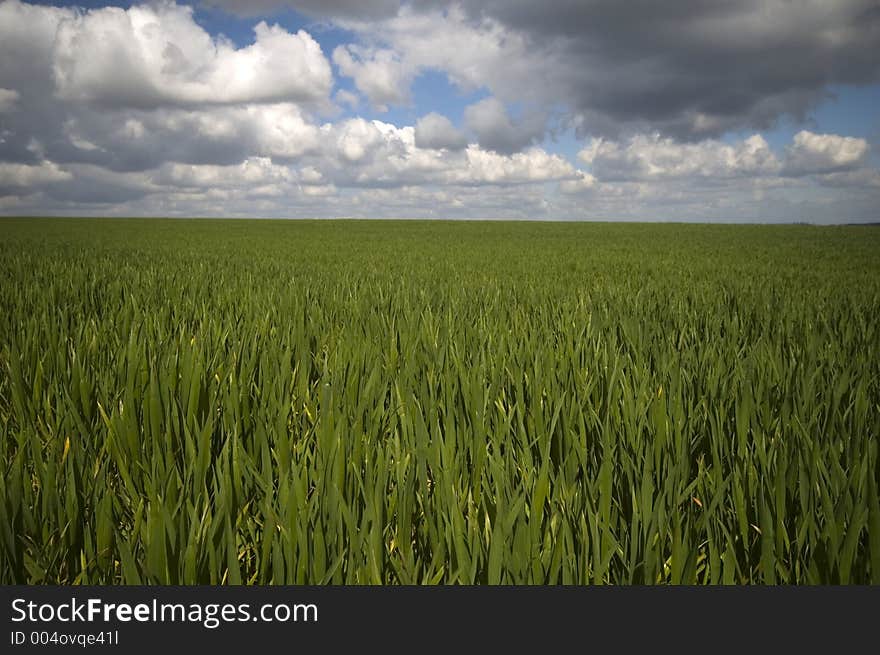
xmin=454 ymin=146 xmax=579 ymax=185
xmin=300 ymin=183 xmax=337 ymax=197
xmin=0 ymin=160 xmax=72 ymax=187
xmin=578 ymin=133 xmax=781 ymax=180
xmin=326 ymin=118 xmax=389 ymax=163
xmin=246 ymin=104 xmax=322 ymax=159
xmin=334 ymin=88 xmax=360 ymax=110
xmin=51 ymin=3 xmax=332 ymax=108
xmin=0 ymin=1 xmax=72 ymax=87
xmin=120 ymin=119 xmax=146 ymax=141
xmin=784 ymin=130 xmax=869 ymax=175
xmin=559 ymin=174 xmax=598 ymax=194
xmin=576 ymin=130 xmax=873 ymax=186
xmin=310 ymin=117 xmax=579 ymax=188
xmin=332 ymin=45 xmax=413 ymax=111
xmin=0 ymin=88 xmax=20 ymax=112
xmin=156 ymin=157 xmax=294 ymax=189
xmin=42 ymin=103 xmax=321 ymax=171
xmin=414 ymin=112 xmax=467 ymax=150
xmin=298 ymin=166 xmax=324 ymax=183
xmin=346 ymin=184 xmax=554 ymax=219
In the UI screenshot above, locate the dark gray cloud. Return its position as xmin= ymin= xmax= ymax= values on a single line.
xmin=200 ymin=0 xmax=402 ymax=20
xmin=448 ymin=0 xmax=880 ymax=139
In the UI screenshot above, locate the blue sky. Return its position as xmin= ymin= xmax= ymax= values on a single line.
xmin=1 ymin=0 xmax=878 ymax=221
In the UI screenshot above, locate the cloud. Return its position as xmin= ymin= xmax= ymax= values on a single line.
xmin=0 ymin=88 xmax=19 ymax=112
xmin=332 ymin=45 xmax=413 ymax=111
xmin=20 ymin=103 xmax=320 ymax=173
xmin=0 ymin=1 xmax=70 ymax=89
xmin=455 ymin=146 xmax=578 ymax=185
xmin=315 ymin=2 xmax=880 ymax=146
xmin=50 ymin=3 xmax=332 ymax=109
xmin=414 ymin=112 xmax=467 ymax=150
xmin=463 ymin=97 xmax=545 ymax=154
xmin=559 ymin=174 xmax=597 ymax=195
xmin=0 ymin=160 xmax=72 ymax=188
xmin=334 ymin=5 xmax=549 ymax=109
xmin=327 ymin=118 xmax=390 ymax=163
xmin=578 ymin=133 xmax=781 ymax=181
xmin=556 ymin=129 xmax=879 ymax=221
xmin=467 ymin=1 xmax=880 ymax=138
xmin=817 ymin=169 xmax=880 ymax=188
xmin=1 ymin=1 xmax=878 ymax=223
xmin=200 ymin=0 xmax=402 ymax=20
xmin=42 ymin=164 xmax=157 ymax=204
xmin=575 ymin=130 xmax=874 ymax=185
xmin=245 ymin=104 xmax=322 ymax=159
xmin=784 ymin=130 xmax=869 ymax=175
xmin=155 ymin=157 xmax=294 ymax=189
xmin=329 ymin=1 xmax=880 ymax=139
xmin=334 ymin=89 xmax=360 ymax=110
xmin=0 ymin=1 xmax=331 ymax=174
xmin=312 ymin=117 xmax=579 ymax=188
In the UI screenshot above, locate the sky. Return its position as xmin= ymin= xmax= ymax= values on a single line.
xmin=0 ymin=0 xmax=878 ymax=222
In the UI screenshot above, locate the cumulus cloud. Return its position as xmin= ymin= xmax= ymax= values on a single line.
xmin=245 ymin=104 xmax=322 ymax=159
xmin=155 ymin=157 xmax=294 ymax=189
xmin=22 ymin=103 xmax=320 ymax=173
xmin=0 ymin=1 xmax=331 ymax=172
xmin=312 ymin=117 xmax=579 ymax=188
xmin=558 ymin=174 xmax=597 ymax=195
xmin=327 ymin=118 xmax=390 ymax=164
xmin=578 ymin=133 xmax=781 ymax=181
xmin=463 ymin=97 xmax=545 ymax=154
xmin=50 ymin=3 xmax=332 ymax=109
xmin=556 ymin=129 xmax=879 ymax=221
xmin=784 ymin=130 xmax=869 ymax=175
xmin=0 ymin=160 xmax=72 ymax=188
xmin=575 ymin=130 xmax=875 ymax=185
xmin=334 ymin=5 xmax=550 ymax=109
xmin=332 ymin=45 xmax=413 ymax=111
xmin=414 ymin=113 xmax=467 ymax=150
xmin=0 ymin=1 xmax=69 ymax=88
xmin=455 ymin=146 xmax=578 ymax=185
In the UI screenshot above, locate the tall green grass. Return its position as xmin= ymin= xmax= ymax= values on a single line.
xmin=1 ymin=218 xmax=878 ymax=584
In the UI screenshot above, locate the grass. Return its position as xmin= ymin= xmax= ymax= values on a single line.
xmin=1 ymin=217 xmax=878 ymax=584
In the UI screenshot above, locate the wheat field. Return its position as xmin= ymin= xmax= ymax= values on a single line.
xmin=1 ymin=218 xmax=878 ymax=584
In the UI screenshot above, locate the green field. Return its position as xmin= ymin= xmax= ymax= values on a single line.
xmin=1 ymin=218 xmax=878 ymax=584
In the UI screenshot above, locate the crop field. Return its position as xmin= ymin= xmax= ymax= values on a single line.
xmin=0 ymin=218 xmax=878 ymax=584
